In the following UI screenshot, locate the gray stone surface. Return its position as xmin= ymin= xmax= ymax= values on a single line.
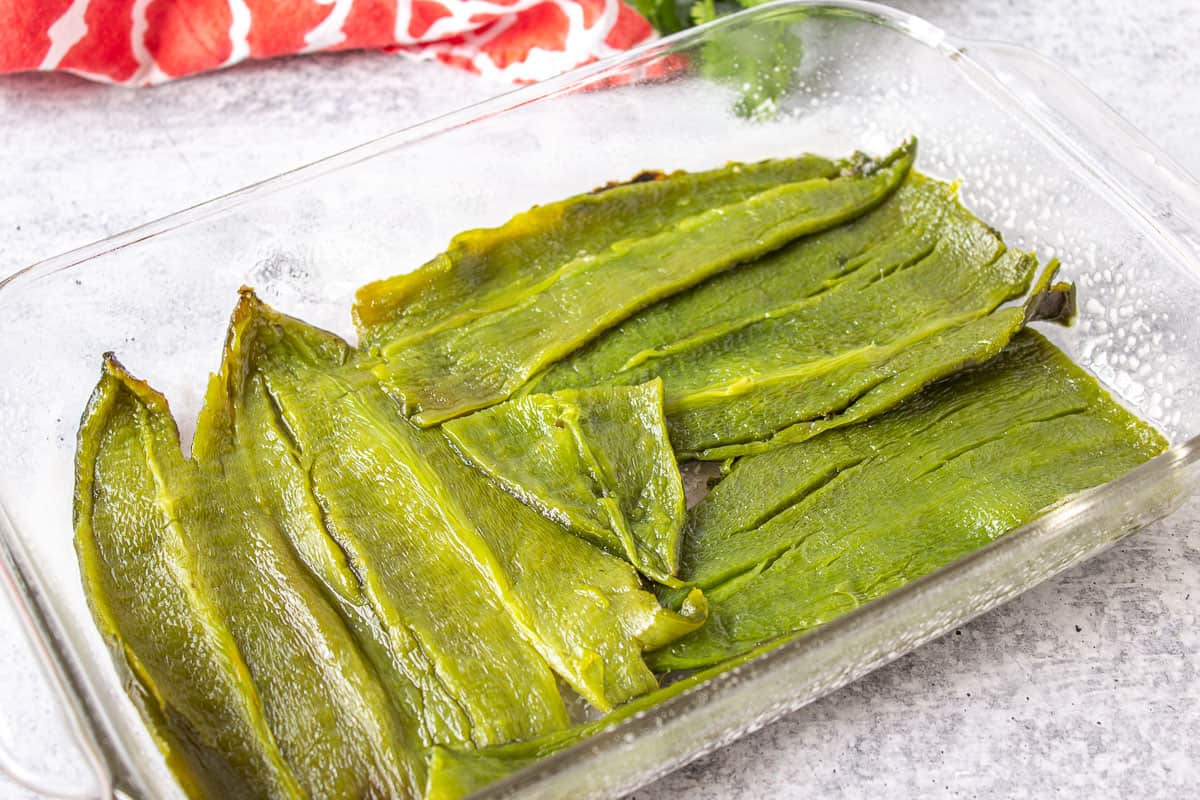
xmin=0 ymin=1 xmax=1196 ymax=797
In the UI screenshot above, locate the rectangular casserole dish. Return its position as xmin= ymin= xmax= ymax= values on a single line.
xmin=1 ymin=2 xmax=1198 ymax=797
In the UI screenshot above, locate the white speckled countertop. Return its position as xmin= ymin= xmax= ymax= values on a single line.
xmin=1 ymin=1 xmax=1197 ymax=797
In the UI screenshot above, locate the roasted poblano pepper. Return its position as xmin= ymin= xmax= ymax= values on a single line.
xmin=195 ymin=373 xmax=429 ymax=752
xmin=229 ymin=293 xmax=704 ymax=715
xmin=356 ymin=141 xmax=916 ymax=425
xmin=74 ymin=139 xmax=1170 ymax=800
xmin=75 ymin=358 xmax=423 ymax=799
xmin=416 ymin=414 xmax=706 ymax=710
xmin=443 ymin=380 xmax=686 ymax=585
xmin=219 ymin=295 xmax=569 ymax=748
xmin=199 ymin=300 xmax=570 ymax=752
xmin=534 ymin=172 xmax=1061 ymax=459
xmin=354 ymin=152 xmax=844 ymax=349
xmin=648 ymin=331 xmax=1168 ymax=671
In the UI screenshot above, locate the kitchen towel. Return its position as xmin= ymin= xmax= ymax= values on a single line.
xmin=1 ymin=0 xmax=656 ymax=85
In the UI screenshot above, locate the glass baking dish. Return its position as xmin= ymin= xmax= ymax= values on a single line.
xmin=2 ymin=2 xmax=1198 ymax=797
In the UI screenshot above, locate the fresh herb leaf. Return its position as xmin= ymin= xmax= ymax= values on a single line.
xmin=633 ymin=0 xmax=688 ymax=34
xmin=691 ymin=1 xmax=804 ymax=120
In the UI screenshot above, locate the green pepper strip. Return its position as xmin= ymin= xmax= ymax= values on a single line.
xmin=361 ymin=142 xmax=916 ymax=425
xmin=533 ymin=172 xmax=954 ymax=395
xmin=74 ymin=358 xmax=305 ymax=800
xmin=221 ymin=294 xmax=572 ymax=748
xmin=649 ymin=331 xmax=1168 ymax=670
xmin=234 ymin=294 xmax=704 ymax=715
xmin=197 ymin=364 xmax=436 ymax=758
xmin=443 ymin=380 xmax=687 ymax=586
xmin=354 ymin=152 xmax=843 ymax=349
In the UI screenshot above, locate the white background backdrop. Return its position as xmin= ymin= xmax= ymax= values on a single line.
xmin=1 ymin=1 xmax=1197 ymax=796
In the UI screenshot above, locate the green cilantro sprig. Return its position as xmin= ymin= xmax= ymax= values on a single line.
xmin=634 ymin=0 xmax=805 ymax=120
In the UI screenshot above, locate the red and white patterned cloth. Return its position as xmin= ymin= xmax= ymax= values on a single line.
xmin=1 ymin=0 xmax=656 ymax=85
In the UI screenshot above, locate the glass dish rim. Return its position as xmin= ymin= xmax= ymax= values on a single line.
xmin=2 ymin=2 xmax=1199 ymax=798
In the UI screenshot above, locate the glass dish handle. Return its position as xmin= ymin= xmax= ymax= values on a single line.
xmin=961 ymin=39 xmax=1200 ymax=257
xmin=0 ymin=545 xmax=111 ymax=798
